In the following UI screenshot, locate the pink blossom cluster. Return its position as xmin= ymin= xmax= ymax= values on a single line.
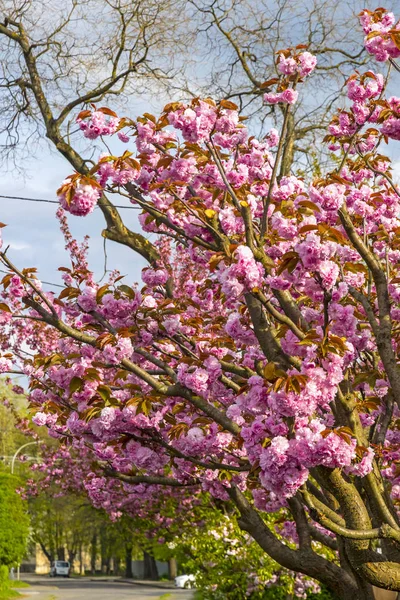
xmin=381 ymin=97 xmax=400 ymax=140
xmin=264 ymin=88 xmax=299 ymax=105
xmin=264 ymin=49 xmax=317 ymax=105
xmin=58 ymin=178 xmax=101 ymax=216
xmin=77 ymin=109 xmax=120 ymax=139
xmin=258 ymin=419 xmax=369 ymax=499
xmin=360 ymin=9 xmax=400 ymax=62
xmin=277 ymin=51 xmax=317 ymax=78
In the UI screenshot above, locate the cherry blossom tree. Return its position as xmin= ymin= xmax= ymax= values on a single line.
xmin=2 ymin=6 xmax=400 ymax=599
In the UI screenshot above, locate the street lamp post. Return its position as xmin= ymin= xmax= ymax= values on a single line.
xmin=11 ymin=441 xmax=39 ymax=580
xmin=11 ymin=441 xmax=38 ymax=475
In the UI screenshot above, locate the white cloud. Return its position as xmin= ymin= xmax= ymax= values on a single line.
xmin=8 ymin=242 xmax=32 ymax=251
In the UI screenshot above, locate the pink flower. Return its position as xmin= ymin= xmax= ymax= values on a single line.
xmin=77 ymin=287 xmax=97 ymax=312
xmin=259 ymin=437 xmax=309 ymax=498
xmin=381 ymin=116 xmax=400 ymax=140
xmin=360 ymin=10 xmax=395 ymax=34
xmin=219 ymin=207 xmax=245 ymax=235
xmin=215 ymin=109 xmax=239 ymax=134
xmin=345 ymin=447 xmax=374 ymax=477
xmin=77 ymin=110 xmax=120 ymax=139
xmin=317 ymin=432 xmax=356 ymax=469
xmin=264 ymin=128 xmax=279 ymax=147
xmin=352 ymin=102 xmax=370 ymax=125
xmin=298 ymin=52 xmax=317 ymax=77
xmin=347 ymin=74 xmax=384 ymax=101
xmin=277 ymin=51 xmax=316 ymax=78
xmin=163 ymin=314 xmax=181 ymax=336
xmin=264 ymin=89 xmax=298 ymax=105
xmin=142 ymin=268 xmax=169 ymax=287
xmin=296 ymin=232 xmax=336 ymax=270
xmin=99 ymin=407 xmax=117 ymax=430
xmin=232 ymin=245 xmax=263 ymax=290
xmin=32 ymin=412 xmax=48 ymax=426
xmin=361 ymin=11 xmax=400 ymax=62
xmin=102 ymin=336 xmax=133 ymax=364
xmin=59 ymin=181 xmax=101 ymax=216
xmin=117 ymin=131 xmax=130 ymax=143
xmin=9 ymin=275 xmax=24 ymax=298
xmin=277 ymin=54 xmax=297 ymax=75
xmin=180 ymin=367 xmax=209 ymax=395
xmin=168 ymin=101 xmax=217 ymax=143
xmin=319 ymin=260 xmax=339 ymax=290
xmin=309 ymin=183 xmax=345 ymax=211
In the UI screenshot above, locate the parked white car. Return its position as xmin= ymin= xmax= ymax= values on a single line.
xmin=50 ymin=560 xmax=70 ymax=577
xmin=175 ymin=574 xmax=195 ymax=589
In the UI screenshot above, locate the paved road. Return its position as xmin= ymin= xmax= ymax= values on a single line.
xmin=18 ymin=577 xmax=194 ymax=600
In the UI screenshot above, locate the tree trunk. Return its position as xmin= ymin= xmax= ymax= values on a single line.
xmin=90 ymin=533 xmax=97 ymax=575
xmin=68 ymin=548 xmax=76 ymax=567
xmin=37 ymin=539 xmax=53 ymax=565
xmin=100 ymin=529 xmax=108 ymax=574
xmin=101 ymin=559 xmax=107 ymax=574
xmin=168 ymin=557 xmax=177 ymax=580
xmin=125 ymin=544 xmax=133 ymax=579
xmin=279 ymin=112 xmax=295 ymax=178
xmin=229 ymin=485 xmax=368 ymax=600
xmin=112 ymin=555 xmax=120 ymax=576
xmin=79 ymin=543 xmax=84 ymax=575
xmin=143 ymin=551 xmax=158 ymax=580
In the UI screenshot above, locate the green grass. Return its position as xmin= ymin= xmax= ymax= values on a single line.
xmin=158 ymin=595 xmax=172 ymax=600
xmin=0 ymin=589 xmax=21 ymax=599
xmin=0 ymin=577 xmax=30 ymax=599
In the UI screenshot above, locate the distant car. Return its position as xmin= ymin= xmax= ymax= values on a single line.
xmin=175 ymin=574 xmax=195 ymax=589
xmin=50 ymin=560 xmax=70 ymax=577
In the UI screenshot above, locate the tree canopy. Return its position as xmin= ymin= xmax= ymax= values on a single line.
xmin=2 ymin=4 xmax=400 ymax=600
xmin=0 ymin=472 xmax=29 ymax=567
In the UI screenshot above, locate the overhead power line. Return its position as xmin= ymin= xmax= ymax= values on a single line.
xmin=0 ymin=268 xmax=63 ymax=289
xmin=0 ymin=194 xmax=58 ymax=204
xmin=0 ymin=194 xmax=139 ymax=210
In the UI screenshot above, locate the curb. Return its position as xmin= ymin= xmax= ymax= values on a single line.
xmin=89 ymin=578 xmax=176 ymax=590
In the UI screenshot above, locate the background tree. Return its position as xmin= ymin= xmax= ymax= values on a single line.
xmin=0 ymin=472 xmax=29 ymax=567
xmin=0 ymin=0 xmax=190 ymax=166
xmin=0 ymin=380 xmax=32 ymax=466
xmin=186 ymin=0 xmax=375 ymax=173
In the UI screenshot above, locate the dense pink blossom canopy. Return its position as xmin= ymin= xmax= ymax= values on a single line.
xmin=2 ymin=13 xmax=400 ymax=591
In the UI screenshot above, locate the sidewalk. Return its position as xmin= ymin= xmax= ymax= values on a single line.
xmin=116 ymin=578 xmax=176 ymax=589
xmin=107 ymin=577 xmax=179 ymax=590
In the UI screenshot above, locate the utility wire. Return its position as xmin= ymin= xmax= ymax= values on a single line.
xmin=0 ymin=193 xmax=141 ymax=289
xmin=0 ymin=194 xmax=58 ymax=204
xmin=0 ymin=194 xmax=139 ymax=210
xmin=0 ymin=268 xmax=64 ymax=289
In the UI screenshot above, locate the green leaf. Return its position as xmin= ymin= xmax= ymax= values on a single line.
xmin=69 ymin=377 xmax=83 ymax=395
xmin=118 ymin=285 xmax=136 ymax=299
xmin=97 ymin=385 xmax=111 ymax=403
